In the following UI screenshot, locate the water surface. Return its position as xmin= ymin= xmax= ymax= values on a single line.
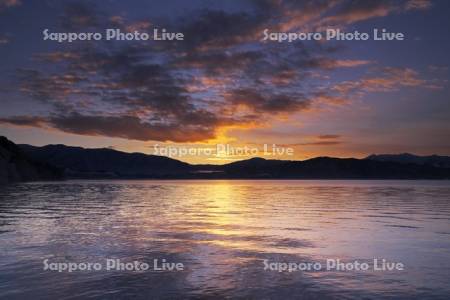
xmin=1 ymin=180 xmax=450 ymax=299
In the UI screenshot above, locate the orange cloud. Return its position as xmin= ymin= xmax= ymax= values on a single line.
xmin=334 ymin=67 xmax=436 ymax=95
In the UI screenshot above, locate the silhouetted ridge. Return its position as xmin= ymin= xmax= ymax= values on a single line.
xmin=0 ymin=136 xmax=62 ymax=184
xmin=0 ymin=137 xmax=444 ymax=180
xmin=19 ymin=143 xmax=192 ymax=178
xmin=366 ymin=153 xmax=450 ymax=168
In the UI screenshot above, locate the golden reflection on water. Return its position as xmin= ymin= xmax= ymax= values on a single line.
xmin=1 ymin=180 xmax=450 ymax=298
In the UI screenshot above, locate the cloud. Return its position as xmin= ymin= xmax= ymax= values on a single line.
xmin=302 ymin=58 xmax=373 ymax=70
xmin=271 ymin=0 xmax=432 ymax=31
xmin=125 ymin=20 xmax=152 ymax=32
xmin=275 ymin=0 xmax=340 ymax=31
xmin=0 ymin=115 xmax=47 ymax=127
xmin=49 ymin=113 xmax=219 ymax=142
xmin=281 ymin=140 xmax=343 ymax=147
xmin=60 ymin=2 xmax=100 ymax=30
xmin=225 ymin=88 xmax=311 ymax=114
xmin=405 ymin=0 xmax=432 ymax=10
xmin=299 ymin=141 xmax=342 ymax=146
xmin=279 ymin=134 xmax=343 ymax=147
xmin=174 ymin=50 xmax=263 ymax=75
xmin=318 ymin=135 xmax=341 ymax=139
xmin=0 ymin=0 xmax=20 ymax=11
xmin=269 ymin=69 xmax=298 ymax=85
xmin=2 ymin=0 xmax=437 ymax=143
xmin=34 ymin=52 xmax=81 ymax=62
xmin=318 ymin=0 xmax=432 ymax=27
xmin=327 ymin=59 xmax=372 ymax=68
xmin=176 ymin=8 xmax=269 ymax=50
xmin=428 ymin=65 xmax=449 ymax=74
xmin=0 ymin=36 xmax=9 ymax=44
xmin=0 ymin=114 xmax=219 ymax=142
xmin=333 ymin=67 xmax=437 ymax=95
xmin=320 ymin=0 xmax=395 ymax=25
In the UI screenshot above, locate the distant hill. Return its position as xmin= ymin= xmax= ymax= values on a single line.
xmin=19 ymin=143 xmax=193 ymax=179
xmin=219 ymin=157 xmax=450 ymax=179
xmin=366 ymin=153 xmax=450 ymax=168
xmin=0 ymin=136 xmax=446 ymax=180
xmin=0 ymin=137 xmax=62 ymax=184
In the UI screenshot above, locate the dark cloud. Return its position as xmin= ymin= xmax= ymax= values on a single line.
xmin=177 ymin=9 xmax=266 ymax=50
xmin=49 ymin=113 xmax=218 ymax=142
xmin=280 ymin=140 xmax=343 ymax=147
xmin=174 ymin=50 xmax=264 ymax=75
xmin=0 ymin=114 xmax=218 ymax=142
xmin=0 ymin=115 xmax=46 ymax=127
xmin=318 ymin=135 xmax=341 ymax=139
xmin=226 ymin=88 xmax=311 ymax=113
xmin=299 ymin=141 xmax=342 ymax=146
xmin=61 ymin=2 xmax=100 ymax=30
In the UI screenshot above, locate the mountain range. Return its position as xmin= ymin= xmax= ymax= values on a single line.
xmin=1 ymin=136 xmax=450 ymax=183
xmin=366 ymin=153 xmax=450 ymax=168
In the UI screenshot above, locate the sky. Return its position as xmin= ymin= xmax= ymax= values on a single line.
xmin=0 ymin=0 xmax=449 ymax=164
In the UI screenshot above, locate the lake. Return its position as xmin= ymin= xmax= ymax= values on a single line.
xmin=1 ymin=180 xmax=450 ymax=299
